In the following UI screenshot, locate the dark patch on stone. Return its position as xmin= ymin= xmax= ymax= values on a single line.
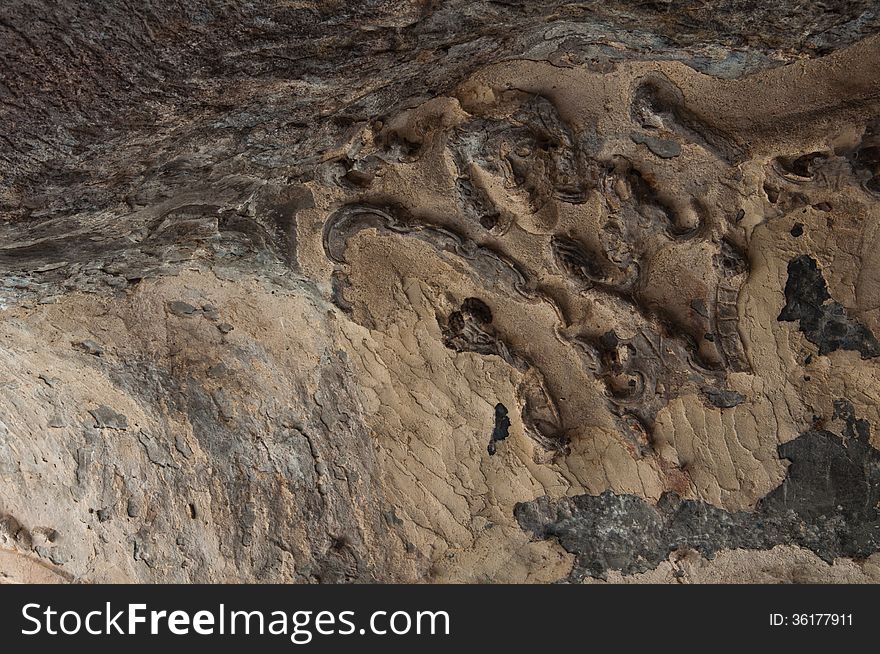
xmin=89 ymin=405 xmax=128 ymax=430
xmin=776 ymin=152 xmax=828 ymax=178
xmin=216 ymin=323 xmax=234 ymax=334
xmin=487 ymin=402 xmax=511 ymax=456
xmin=461 ymin=297 xmax=493 ymax=325
xmin=174 ymin=434 xmax=193 ymax=459
xmin=845 ymin=118 xmax=880 ymax=197
xmin=74 ymin=339 xmax=104 ymax=356
xmin=778 ymin=255 xmax=880 ymax=358
xmin=382 ymin=509 xmax=404 ymax=528
xmin=702 ymin=387 xmax=745 ymax=408
xmin=212 ymin=389 xmax=235 ymax=421
xmin=38 ymin=373 xmax=58 ymax=388
xmin=330 ymin=270 xmax=355 ymax=316
xmin=167 ymin=301 xmax=198 ymax=316
xmin=207 ymin=362 xmax=228 ymax=379
xmin=690 ymin=298 xmax=709 ymax=318
xmin=515 ymin=399 xmax=880 ymax=581
xmin=790 ymin=222 xmax=804 ymax=237
xmin=630 ymin=132 xmax=681 ymax=158
xmin=715 ymin=240 xmax=748 ymax=277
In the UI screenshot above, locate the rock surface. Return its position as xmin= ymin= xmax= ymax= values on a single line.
xmin=2 ymin=2 xmax=880 ymax=583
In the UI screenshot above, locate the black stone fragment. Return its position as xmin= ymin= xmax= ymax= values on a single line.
xmin=778 ymin=255 xmax=880 ymax=358
xmin=702 ymin=387 xmax=745 ymax=408
xmin=790 ymin=222 xmax=804 ymax=237
xmin=488 ymin=402 xmax=511 ymax=456
xmin=630 ymin=132 xmax=681 ymax=159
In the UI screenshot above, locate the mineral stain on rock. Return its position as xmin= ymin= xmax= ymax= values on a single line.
xmin=778 ymin=255 xmax=880 ymax=358
xmin=488 ymin=403 xmax=511 ymax=456
xmin=515 ymin=399 xmax=880 ymax=581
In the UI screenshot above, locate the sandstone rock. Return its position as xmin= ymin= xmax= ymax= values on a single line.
xmin=1 ymin=1 xmax=880 ymax=584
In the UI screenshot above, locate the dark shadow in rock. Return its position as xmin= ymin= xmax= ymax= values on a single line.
xmin=845 ymin=118 xmax=880 ymax=197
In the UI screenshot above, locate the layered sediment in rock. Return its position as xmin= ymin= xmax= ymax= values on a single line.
xmin=2 ymin=2 xmax=880 ymax=583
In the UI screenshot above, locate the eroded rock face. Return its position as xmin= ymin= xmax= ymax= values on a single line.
xmin=2 ymin=2 xmax=880 ymax=583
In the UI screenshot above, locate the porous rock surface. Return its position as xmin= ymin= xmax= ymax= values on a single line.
xmin=2 ymin=1 xmax=880 ymax=583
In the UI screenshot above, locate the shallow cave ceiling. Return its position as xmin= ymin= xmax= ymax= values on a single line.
xmin=3 ymin=1 xmax=879 ymax=231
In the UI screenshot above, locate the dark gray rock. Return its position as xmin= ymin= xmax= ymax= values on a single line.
xmin=89 ymin=405 xmax=129 ymax=430
xmin=778 ymin=255 xmax=880 ymax=358
xmin=207 ymin=362 xmax=228 ymax=378
xmin=630 ymin=132 xmax=682 ymax=158
xmin=702 ymin=387 xmax=746 ymax=408
xmin=167 ymin=301 xmax=198 ymax=317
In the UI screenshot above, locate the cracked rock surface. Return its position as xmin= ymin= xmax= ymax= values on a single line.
xmin=2 ymin=2 xmax=880 ymax=583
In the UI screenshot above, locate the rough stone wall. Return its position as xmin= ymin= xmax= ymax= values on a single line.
xmin=2 ymin=2 xmax=880 ymax=583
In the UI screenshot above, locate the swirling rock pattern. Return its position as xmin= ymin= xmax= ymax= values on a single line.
xmin=2 ymin=2 xmax=880 ymax=583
